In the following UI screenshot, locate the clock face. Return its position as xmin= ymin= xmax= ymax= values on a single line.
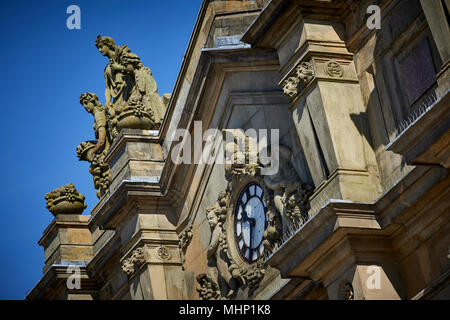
xmin=234 ymin=183 xmax=268 ymax=263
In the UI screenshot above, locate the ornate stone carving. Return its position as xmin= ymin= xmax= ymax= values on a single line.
xmin=239 ymin=260 xmax=266 ymax=294
xmin=179 ymin=226 xmax=193 ymax=270
xmin=77 ymin=93 xmax=112 ymax=199
xmin=339 ymin=282 xmax=354 ymax=300
xmin=282 ymin=181 xmax=314 ymax=228
xmin=198 ymin=140 xmax=312 ymax=299
xmin=282 ymin=76 xmax=301 ymax=99
xmin=263 ymin=189 xmax=283 ymax=251
xmin=196 ymin=274 xmax=221 ymax=300
xmin=95 ymin=35 xmax=168 ymax=136
xmin=204 ymin=193 xmax=243 ymax=299
xmin=326 ymin=60 xmax=344 ymax=78
xmin=296 ymin=61 xmax=315 ymax=84
xmin=121 ymin=246 xmax=146 ymax=277
xmin=45 ymin=183 xmax=87 ymax=216
xmin=121 ymin=259 xmax=135 ymax=277
xmin=262 ymin=145 xmax=313 ymax=250
xmin=157 ymin=245 xmax=171 ymax=261
xmin=282 ymin=60 xmax=315 ymax=100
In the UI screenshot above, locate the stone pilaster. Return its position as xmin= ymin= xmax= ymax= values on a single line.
xmin=91 ymin=129 xmax=188 ymax=300
xmin=281 ymin=20 xmax=380 ymax=204
xmin=39 ymin=214 xmax=93 ymax=273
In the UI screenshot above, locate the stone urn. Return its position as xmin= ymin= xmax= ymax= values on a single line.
xmin=76 ymin=141 xmax=97 ymax=162
xmin=45 ymin=183 xmax=87 ymax=216
xmin=109 ymin=100 xmax=155 ymax=137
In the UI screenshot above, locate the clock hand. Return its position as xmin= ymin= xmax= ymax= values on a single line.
xmin=242 ymin=210 xmax=256 ymax=250
xmin=242 ymin=210 xmax=256 ymax=226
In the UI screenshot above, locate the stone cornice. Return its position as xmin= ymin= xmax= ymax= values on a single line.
xmin=242 ymin=0 xmax=351 ymax=47
xmin=386 ymin=90 xmax=450 ymax=168
xmin=25 ymin=263 xmax=97 ymax=300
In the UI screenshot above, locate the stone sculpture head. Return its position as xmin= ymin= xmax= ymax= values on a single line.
xmin=206 ymin=208 xmax=219 ymax=229
xmin=95 ymin=35 xmax=116 ymax=58
xmin=296 ymin=62 xmax=314 ymax=83
xmin=80 ymin=92 xmax=101 ymax=114
xmin=282 ymin=76 xmax=299 ymax=99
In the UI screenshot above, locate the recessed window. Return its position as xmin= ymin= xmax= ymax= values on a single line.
xmin=398 ymin=37 xmax=437 ymax=105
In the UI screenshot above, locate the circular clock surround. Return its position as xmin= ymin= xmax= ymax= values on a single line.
xmin=234 ymin=182 xmax=268 ymax=264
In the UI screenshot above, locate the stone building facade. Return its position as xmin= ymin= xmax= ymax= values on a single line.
xmin=28 ymin=0 xmax=449 ymax=300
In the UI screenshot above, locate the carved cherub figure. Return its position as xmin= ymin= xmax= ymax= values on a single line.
xmin=206 ymin=206 xmax=241 ymax=299
xmin=77 ymin=93 xmax=112 ymax=199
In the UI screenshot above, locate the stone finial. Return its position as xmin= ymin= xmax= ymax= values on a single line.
xmin=45 ymin=183 xmax=87 ymax=216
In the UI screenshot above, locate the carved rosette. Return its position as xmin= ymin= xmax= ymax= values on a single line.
xmin=45 ymin=183 xmax=87 ymax=216
xmin=121 ymin=246 xmax=147 ymax=277
xmin=326 ymin=60 xmax=344 ymax=78
xmin=157 ymin=245 xmax=171 ymax=261
xmin=282 ymin=60 xmax=315 ymax=100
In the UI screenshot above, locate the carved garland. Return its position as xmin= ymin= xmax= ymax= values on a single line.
xmin=179 ymin=226 xmax=193 ymax=270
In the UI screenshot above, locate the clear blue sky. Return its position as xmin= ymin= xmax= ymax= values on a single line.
xmin=0 ymin=0 xmax=202 ymax=299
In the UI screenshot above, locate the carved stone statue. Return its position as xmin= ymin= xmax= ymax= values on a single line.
xmin=78 ymin=92 xmax=111 ymax=160
xmin=77 ymin=93 xmax=112 ymax=199
xmin=95 ymin=35 xmax=168 ymax=136
xmin=205 ymin=194 xmax=242 ymax=299
xmin=45 ymin=183 xmax=87 ymax=216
